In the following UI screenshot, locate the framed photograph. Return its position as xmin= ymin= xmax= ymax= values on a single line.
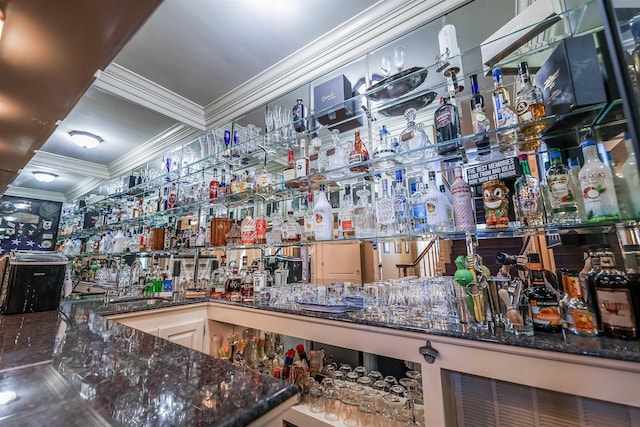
xmin=405 ymin=241 xmax=411 ymax=254
xmin=383 ymin=242 xmax=390 ymax=253
xmin=394 ymin=240 xmax=402 ymax=253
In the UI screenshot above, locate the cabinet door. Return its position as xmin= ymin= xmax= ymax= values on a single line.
xmin=312 ymin=242 xmax=362 ymax=284
xmin=158 ymin=320 xmax=205 ymax=352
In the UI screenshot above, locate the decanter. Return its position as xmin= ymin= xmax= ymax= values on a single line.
xmin=281 ymin=211 xmax=301 ymax=243
xmin=372 ymin=125 xmax=396 ymax=170
xmin=325 ymin=129 xmax=347 ymax=179
xmin=399 ymin=108 xmax=432 ymax=162
xmin=354 ymin=189 xmax=376 ymax=238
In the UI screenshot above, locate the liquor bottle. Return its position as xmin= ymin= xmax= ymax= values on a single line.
xmin=546 ymin=148 xmax=580 ymax=224
xmin=232 ymin=130 xmax=241 ymax=158
xmin=451 ymin=166 xmax=476 ymax=231
xmin=349 ymin=130 xmax=369 ymax=173
xmin=410 ymin=178 xmax=428 ymax=232
xmin=283 ymin=149 xmax=297 ymax=188
xmin=492 ymin=68 xmax=513 ymax=154
xmin=376 ymin=179 xmax=396 ymax=236
xmin=253 ymin=261 xmax=270 ymax=304
xmin=469 ymin=74 xmax=491 ymax=160
xmin=293 ymin=98 xmax=307 ymax=133
xmin=440 ymin=184 xmax=455 ymax=231
xmin=578 ymin=139 xmax=620 ymax=222
xmin=255 ymin=201 xmax=267 ymax=245
xmin=281 ymin=211 xmax=301 ymax=243
xmin=434 ymin=96 xmax=461 ymax=156
xmin=326 ymin=129 xmax=347 ymax=179
xmin=218 ymin=169 xmax=227 ymax=199
xmin=559 ymin=270 xmax=598 ymax=336
xmin=240 ymin=211 xmax=256 ymax=245
xmin=308 ymin=133 xmax=325 ymax=183
xmin=393 ymin=171 xmax=410 ymax=234
xmin=274 ymin=262 xmax=289 ymax=287
xmin=373 ymin=125 xmax=397 ymax=169
xmin=399 ymin=107 xmax=431 ymax=162
xmin=303 ymin=194 xmax=315 ymax=242
xmin=568 ymin=158 xmax=587 ymax=222
xmin=621 ymin=244 xmax=640 ymax=338
xmin=595 ymin=249 xmax=638 ymax=339
xmin=515 ymin=154 xmax=545 ymax=226
xmin=498 ymin=100 xmax=518 ymax=156
xmin=621 ymin=132 xmax=640 ymax=218
xmin=314 ymin=184 xmax=333 ymax=241
xmin=605 ymin=151 xmax=632 ymax=219
xmin=424 ymin=171 xmax=448 ymax=232
xmin=222 ymin=129 xmax=231 ymax=158
xmin=339 ymin=184 xmax=355 ymax=238
xmin=523 ymin=253 xmax=562 ymax=333
xmin=296 ymin=138 xmax=308 ymax=180
xmin=515 ymin=61 xmax=546 ymax=152
xmin=270 ymin=207 xmax=283 ymax=245
xmin=354 ymin=189 xmax=375 ymax=238
xmin=582 ymin=247 xmax=603 ymax=331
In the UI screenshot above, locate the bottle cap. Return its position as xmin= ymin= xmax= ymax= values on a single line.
xmin=469 ymin=74 xmax=479 ymax=94
xmin=395 ymin=170 xmax=403 ymax=182
xmin=549 ymin=148 xmax=561 ymax=160
xmin=581 ymin=139 xmax=596 ymax=148
xmin=429 ymin=171 xmax=436 ymax=179
xmin=410 ymin=182 xmax=417 ymax=193
xmin=518 ymin=154 xmax=528 ymax=161
xmin=492 ymin=68 xmax=502 ymax=80
xmin=568 ymin=157 xmax=580 ymax=167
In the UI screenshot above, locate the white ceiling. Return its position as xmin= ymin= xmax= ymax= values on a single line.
xmin=5 ymin=0 xmax=376 ymax=201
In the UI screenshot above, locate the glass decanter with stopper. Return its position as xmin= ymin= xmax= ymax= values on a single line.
xmin=399 ymin=107 xmax=432 ymax=163
xmin=372 ymin=125 xmax=396 ymax=170
xmin=281 ymin=211 xmax=301 ymax=243
xmin=274 ymin=262 xmax=289 ymax=287
xmin=376 ymin=179 xmax=396 ymax=236
xmin=325 ymin=129 xmax=347 ymax=180
xmin=354 ymin=189 xmax=375 ymax=238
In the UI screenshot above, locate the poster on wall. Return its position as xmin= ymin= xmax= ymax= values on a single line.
xmin=0 ymin=196 xmax=62 ymax=254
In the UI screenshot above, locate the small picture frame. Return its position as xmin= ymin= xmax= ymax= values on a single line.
xmin=383 ymin=242 xmax=390 ymax=253
xmin=405 ymin=241 xmax=411 ymax=254
xmin=394 ymin=241 xmax=402 ymax=253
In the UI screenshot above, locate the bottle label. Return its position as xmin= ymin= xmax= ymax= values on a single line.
xmin=530 ymin=299 xmax=562 ymax=327
xmin=394 ymin=195 xmax=408 ymax=214
xmin=517 ymin=187 xmax=541 ymax=214
xmin=568 ymin=309 xmax=597 ymax=333
xmin=296 ymin=160 xmax=307 ymax=178
xmin=596 ymin=288 xmax=636 ymax=329
xmin=283 ymin=169 xmax=296 ymax=182
xmin=451 ymin=185 xmax=476 ymax=230
xmin=547 ymin=174 xmax=577 ymax=210
xmin=401 ymin=130 xmax=415 ymax=142
xmin=341 ymin=219 xmax=353 ymax=232
xmin=282 ymin=227 xmax=298 ymax=240
xmin=435 ymin=108 xmax=452 ymax=129
xmin=516 ymin=99 xmax=532 ymax=121
xmin=256 ymin=219 xmax=266 ymax=237
xmin=566 ymin=275 xmax=583 ymax=298
xmin=349 ymin=153 xmax=364 ymax=165
xmin=413 ymin=203 xmax=427 ymax=220
xmin=209 ymin=182 xmax=218 ymax=199
xmin=376 ymin=199 xmax=395 ymax=225
xmin=493 ymin=94 xmax=505 ymax=123
xmin=241 ymin=220 xmax=256 ymax=244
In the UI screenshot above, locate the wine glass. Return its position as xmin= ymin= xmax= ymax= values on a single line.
xmin=393 ymin=45 xmax=406 ymax=72
xmin=381 ymin=54 xmax=392 ymax=77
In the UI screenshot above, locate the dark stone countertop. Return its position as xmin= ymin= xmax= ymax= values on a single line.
xmin=0 ymin=299 xmax=299 ymax=427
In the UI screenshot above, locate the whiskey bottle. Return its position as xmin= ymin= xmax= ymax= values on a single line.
xmin=451 ymin=166 xmax=476 ymax=231
xmin=515 ymin=154 xmax=545 ymax=226
xmin=595 ymin=249 xmax=638 ymax=340
xmin=559 ymin=270 xmax=597 ymax=336
xmin=524 ymin=253 xmax=562 ymax=333
xmin=255 ymin=201 xmax=267 ymax=245
xmin=348 ymin=130 xmax=369 ymax=173
xmin=578 ymin=139 xmax=620 ymax=222
xmin=434 ymin=96 xmax=461 ymax=156
xmin=283 ymin=149 xmax=298 ymax=188
xmin=515 ymin=61 xmax=546 ymax=152
xmin=546 ymin=148 xmax=580 ymax=224
xmin=338 ymin=184 xmax=355 ymax=238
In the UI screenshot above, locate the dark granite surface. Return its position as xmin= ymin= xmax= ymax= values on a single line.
xmin=0 ymin=299 xmax=299 ymax=427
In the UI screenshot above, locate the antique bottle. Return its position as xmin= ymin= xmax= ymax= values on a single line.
xmin=393 ymin=171 xmax=410 ymax=234
xmin=434 ymin=96 xmax=461 ymax=156
xmin=578 ymin=139 xmax=620 ymax=222
xmin=451 ymin=165 xmax=476 ymax=231
xmin=339 ymin=184 xmax=356 ymax=238
xmin=515 ymin=61 xmax=546 ymax=152
xmin=399 ymin=107 xmax=431 ymax=162
xmin=354 ymin=189 xmax=375 ymax=238
xmin=546 ymin=148 xmax=580 ymax=224
xmin=348 ymin=130 xmax=370 ymax=173
xmin=596 ymin=248 xmax=638 ymax=340
xmin=314 ymin=184 xmax=333 ymax=241
xmin=326 ymin=129 xmax=347 ymax=179
xmin=515 ymin=154 xmax=545 ymax=226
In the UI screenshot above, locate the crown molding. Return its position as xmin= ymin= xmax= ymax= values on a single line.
xmin=94 ymin=63 xmax=207 ymax=130
xmin=107 ymin=123 xmax=201 ymax=177
xmin=30 ymin=151 xmax=110 ymax=180
xmin=4 ymin=186 xmax=67 ymax=202
xmin=203 ymin=0 xmax=467 ymax=129
xmin=64 ymin=177 xmax=105 ymax=202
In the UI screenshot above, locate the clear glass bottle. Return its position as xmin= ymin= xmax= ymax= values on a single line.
xmin=546 ymin=148 xmax=580 ymax=224
xmin=376 ymin=179 xmax=396 ymax=236
xmin=492 ymin=68 xmax=516 ymax=155
xmin=314 ymin=184 xmax=334 ymax=241
xmin=596 ymin=249 xmax=637 ymax=340
xmin=326 ymin=129 xmax=347 ymax=179
xmin=296 ymin=138 xmax=309 ymax=180
xmin=303 ymin=194 xmax=315 ymax=242
xmin=424 ymin=171 xmax=448 ymax=232
xmin=399 ymin=107 xmax=432 ymax=162
xmin=308 ymin=133 xmax=326 ymax=183
xmin=440 ymin=184 xmax=455 ymax=231
xmin=253 ymin=261 xmax=270 ymax=304
xmin=434 ymin=96 xmax=461 ymax=156
xmin=515 ymin=154 xmax=545 ymax=226
xmin=469 ymin=74 xmax=491 ymax=160
xmin=515 ymin=61 xmax=546 ymax=152
xmin=410 ymin=178 xmax=428 ymax=232
xmin=354 ymin=189 xmax=375 ymax=238
xmin=451 ymin=166 xmax=476 ymax=231
xmin=241 ymin=210 xmax=256 ymax=245
xmin=274 ymin=262 xmax=289 ymax=287
xmin=348 ymin=130 xmax=369 ymax=173
xmin=560 ymin=270 xmax=598 ymax=336
xmin=339 ymin=184 xmax=356 ymax=238
xmin=393 ymin=171 xmax=410 ymax=234
xmin=578 ymin=138 xmax=620 ymax=222
xmin=217 ymin=169 xmax=227 ymax=199
xmin=268 ymin=207 xmax=283 ymax=245
xmin=209 ymin=168 xmax=219 ymax=200
xmin=281 ymin=211 xmax=301 ymax=243
xmin=373 ymin=125 xmax=397 ymax=170
xmin=622 ymin=133 xmax=640 ymax=218
xmin=605 ymin=151 xmax=632 ymax=219
xmin=568 ymin=157 xmax=587 ymax=222
xmin=256 ymin=162 xmax=274 ymax=195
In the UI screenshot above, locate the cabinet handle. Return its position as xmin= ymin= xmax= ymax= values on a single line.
xmin=419 ymin=340 xmax=439 ymax=364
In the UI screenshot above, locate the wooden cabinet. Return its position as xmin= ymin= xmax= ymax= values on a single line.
xmin=311 ymin=241 xmax=363 ymax=284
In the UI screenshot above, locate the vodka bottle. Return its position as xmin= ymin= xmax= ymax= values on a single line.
xmin=314 ymin=184 xmax=333 ymax=241
xmin=425 ymin=171 xmax=449 ymax=232
xmin=546 ymin=148 xmax=580 ymax=224
xmin=410 ymin=178 xmax=428 ymax=232
xmin=393 ymin=171 xmax=410 ymax=234
xmin=578 ymin=139 xmax=620 ymax=222
xmin=469 ymin=74 xmax=491 ymax=160
xmin=373 ymin=125 xmax=396 ymax=169
xmin=451 ymin=166 xmax=476 ymax=231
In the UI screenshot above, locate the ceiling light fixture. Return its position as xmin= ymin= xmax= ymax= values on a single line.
xmin=32 ymin=171 xmax=58 ymax=182
xmin=69 ymin=130 xmax=103 ymax=149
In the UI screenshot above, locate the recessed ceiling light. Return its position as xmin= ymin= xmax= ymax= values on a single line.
xmin=33 ymin=171 xmax=58 ymax=182
xmin=69 ymin=130 xmax=103 ymax=149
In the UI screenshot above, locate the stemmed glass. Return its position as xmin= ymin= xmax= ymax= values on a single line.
xmin=381 ymin=54 xmax=393 ymax=77
xmin=393 ymin=45 xmax=406 ymax=73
